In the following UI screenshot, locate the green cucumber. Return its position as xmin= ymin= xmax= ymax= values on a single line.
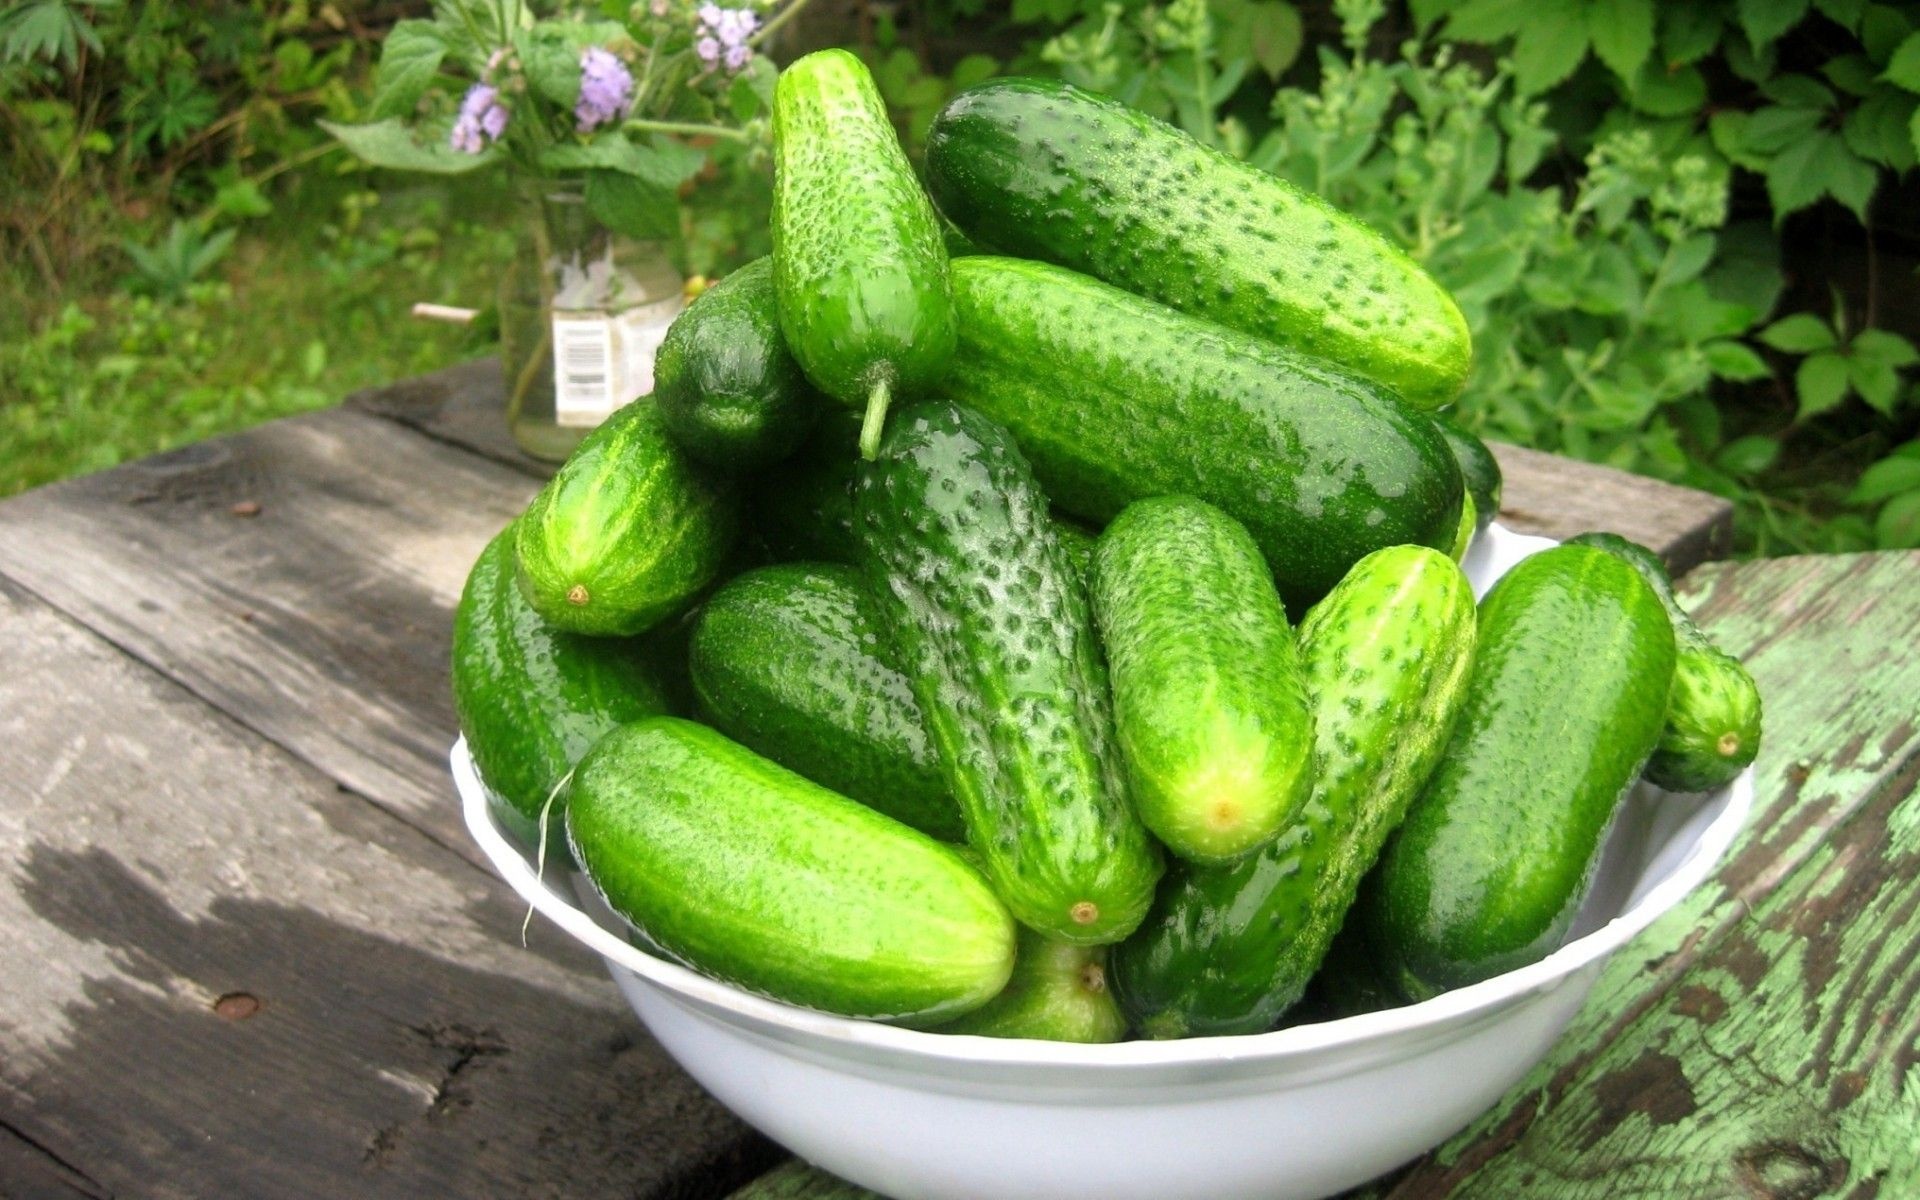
xmin=515 ymin=400 xmax=738 ymax=635
xmin=937 ymin=928 xmax=1126 ymax=1043
xmin=855 ymin=400 xmax=1162 ymax=944
xmin=1089 ymin=496 xmax=1313 ymax=863
xmin=1566 ymin=532 xmax=1762 ymax=792
xmin=1449 ymin=492 xmax=1477 ymax=561
xmin=688 ymin=563 xmax=963 ymax=841
xmin=941 ymin=256 xmax=1464 ymax=611
xmin=453 ymin=526 xmax=673 ymax=848
xmin=772 ymin=49 xmax=955 ymax=457
xmin=1112 ymin=546 xmax=1477 ymax=1037
xmin=1436 ymin=417 xmax=1502 ymax=533
xmin=1362 ymin=544 xmax=1676 ymax=999
xmin=566 ymin=717 xmax=1015 ymax=1024
xmin=924 ymin=77 xmax=1470 ymax=409
xmin=655 ymin=257 xmax=820 ymax=470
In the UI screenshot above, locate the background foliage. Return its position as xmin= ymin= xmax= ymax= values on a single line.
xmin=3 ymin=0 xmax=1918 ymax=553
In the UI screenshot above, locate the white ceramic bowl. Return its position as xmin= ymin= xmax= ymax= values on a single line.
xmin=456 ymin=523 xmax=1752 ymax=1200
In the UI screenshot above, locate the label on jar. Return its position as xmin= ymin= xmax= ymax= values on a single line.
xmin=552 ymin=293 xmax=684 ymax=427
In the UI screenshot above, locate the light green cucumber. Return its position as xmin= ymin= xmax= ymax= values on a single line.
xmin=937 ymin=927 xmax=1126 ymax=1043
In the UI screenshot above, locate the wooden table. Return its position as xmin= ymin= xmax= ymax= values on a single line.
xmin=1 ymin=360 xmax=1912 ymax=1199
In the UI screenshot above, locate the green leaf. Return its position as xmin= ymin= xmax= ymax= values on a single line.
xmin=1849 ymin=354 xmax=1903 ymax=413
xmin=1874 ymin=489 xmax=1920 ymax=547
xmin=0 ymin=0 xmax=109 ymax=67
xmin=1512 ymin=6 xmax=1591 ymax=93
xmin=1217 ymin=0 xmax=1302 ymax=80
xmin=212 ymin=178 xmax=273 ymax=220
xmin=584 ymin=168 xmax=680 ymax=239
xmin=1738 ymin=0 xmax=1810 ymax=48
xmin=1660 ymin=4 xmax=1723 ymax=65
xmin=1816 ymin=0 xmax=1868 ymax=29
xmin=370 ymin=19 xmax=446 ymax=121
xmin=1824 ymin=53 xmax=1879 ymax=96
xmin=1847 ymin=442 xmax=1920 ymax=504
xmin=1851 ymin=328 xmax=1920 ymax=367
xmin=1761 ymin=72 xmax=1836 ymax=107
xmin=521 ymin=20 xmax=627 ymax=110
xmin=1862 ymin=4 xmax=1916 ymax=63
xmin=541 ymin=135 xmax=705 ymax=188
xmin=1666 ymin=232 xmax=1717 ymax=286
xmin=1765 ymin=131 xmax=1879 ymax=219
xmin=728 ymin=55 xmax=779 ymax=121
xmin=1627 ymin=62 xmax=1707 ymax=116
xmin=1704 ymin=340 xmax=1773 ymax=380
xmin=1741 ymin=103 xmax=1826 ymax=153
xmin=1443 ymin=0 xmax=1530 ymax=42
xmin=1760 ymin=312 xmax=1838 ymax=351
xmin=319 ymin=118 xmax=501 ymax=174
xmin=1588 ymin=0 xmax=1654 ymax=81
xmin=1844 ymin=86 xmax=1919 ymax=168
xmin=1716 ymin=435 xmax=1780 ymax=475
xmin=1884 ymin=31 xmax=1920 ymax=89
xmin=1796 ymin=351 xmax=1853 ymax=418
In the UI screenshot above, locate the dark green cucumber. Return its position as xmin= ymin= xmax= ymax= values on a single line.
xmin=655 ymin=257 xmax=821 ymax=470
xmin=566 ymin=717 xmax=1014 ymax=1023
xmin=1437 ymin=417 xmax=1502 ymax=533
xmin=772 ymin=49 xmax=955 ymax=457
xmin=1112 ymin=546 xmax=1477 ymax=1037
xmin=1449 ymin=493 xmax=1478 ymax=561
xmin=937 ymin=927 xmax=1126 ymax=1043
xmin=1089 ymin=496 xmax=1313 ymax=863
xmin=924 ymin=77 xmax=1470 ymax=409
xmin=453 ymin=526 xmax=674 ymax=848
xmin=941 ymin=256 xmax=1464 ymax=611
xmin=855 ymin=401 xmax=1162 ymax=944
xmin=515 ymin=400 xmax=738 ymax=635
xmin=1362 ymin=545 xmax=1676 ymax=999
xmin=688 ymin=562 xmax=963 ymax=841
xmin=1566 ymin=532 xmax=1762 ymax=792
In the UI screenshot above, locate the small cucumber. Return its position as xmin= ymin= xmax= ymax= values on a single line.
xmin=515 ymin=400 xmax=738 ymax=635
xmin=655 ymin=257 xmax=821 ymax=470
xmin=772 ymin=49 xmax=955 ymax=457
xmin=1089 ymin=496 xmax=1313 ymax=863
xmin=924 ymin=77 xmax=1470 ymax=408
xmin=1112 ymin=546 xmax=1477 ymax=1037
xmin=941 ymin=257 xmax=1464 ymax=612
xmin=452 ymin=527 xmax=673 ymax=847
xmin=1436 ymin=417 xmax=1502 ymax=533
xmin=1362 ymin=545 xmax=1676 ymax=999
xmin=937 ymin=928 xmax=1126 ymax=1043
xmin=855 ymin=401 xmax=1162 ymax=945
xmin=688 ymin=562 xmax=963 ymax=841
xmin=1566 ymin=532 xmax=1762 ymax=792
xmin=566 ymin=717 xmax=1015 ymax=1024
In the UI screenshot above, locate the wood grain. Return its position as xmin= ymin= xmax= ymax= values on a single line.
xmin=0 ymin=408 xmax=540 ymax=858
xmin=0 ymin=580 xmax=770 ymax=1199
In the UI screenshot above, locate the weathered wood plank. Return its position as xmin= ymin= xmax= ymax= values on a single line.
xmin=0 ymin=408 xmax=540 ymax=858
xmin=0 ymin=580 xmax=771 ymax=1199
xmin=1378 ymin=551 xmax=1920 ymax=1197
xmin=347 ymin=361 xmax=1733 ymax=572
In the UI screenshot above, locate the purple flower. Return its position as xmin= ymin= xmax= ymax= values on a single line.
xmin=695 ymin=5 xmax=758 ymax=73
xmin=697 ymin=4 xmax=723 ymax=26
xmin=451 ymin=83 xmax=508 ymax=153
xmin=724 ymin=43 xmax=751 ymax=71
xmin=695 ymin=35 xmax=721 ymax=65
xmin=575 ymin=46 xmax=635 ymax=132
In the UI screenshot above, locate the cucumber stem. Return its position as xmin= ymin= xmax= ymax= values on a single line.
xmin=858 ymin=374 xmax=893 ymax=460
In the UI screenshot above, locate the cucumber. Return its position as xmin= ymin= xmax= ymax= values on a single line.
xmin=566 ymin=717 xmax=1015 ymax=1023
xmin=941 ymin=256 xmax=1464 ymax=611
xmin=1449 ymin=492 xmax=1477 ymax=561
xmin=772 ymin=49 xmax=955 ymax=457
xmin=1112 ymin=546 xmax=1476 ymax=1037
xmin=1089 ymin=496 xmax=1313 ymax=863
xmin=688 ymin=562 xmax=963 ymax=841
xmin=1361 ymin=544 xmax=1676 ymax=999
xmin=655 ymin=257 xmax=820 ymax=470
xmin=937 ymin=928 xmax=1126 ymax=1043
xmin=855 ymin=400 xmax=1162 ymax=944
xmin=1436 ymin=417 xmax=1502 ymax=533
xmin=453 ymin=526 xmax=674 ymax=848
xmin=515 ymin=399 xmax=738 ymax=635
xmin=924 ymin=77 xmax=1470 ymax=409
xmin=1566 ymin=532 xmax=1762 ymax=792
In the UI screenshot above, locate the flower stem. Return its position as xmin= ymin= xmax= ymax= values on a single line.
xmin=621 ymin=118 xmax=753 ymax=142
xmin=752 ymin=0 xmax=820 ymax=47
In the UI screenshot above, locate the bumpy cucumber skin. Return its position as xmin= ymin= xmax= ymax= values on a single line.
xmin=566 ymin=717 xmax=1015 ymax=1024
xmin=1565 ymin=532 xmax=1763 ymax=792
xmin=453 ymin=528 xmax=673 ymax=847
xmin=655 ymin=257 xmax=821 ymax=470
xmin=924 ymin=77 xmax=1470 ymax=409
xmin=689 ymin=563 xmax=963 ymax=841
xmin=937 ymin=927 xmax=1126 ymax=1042
xmin=855 ymin=401 xmax=1162 ymax=945
xmin=1090 ymin=496 xmax=1313 ymax=863
xmin=1363 ymin=545 xmax=1676 ymax=1000
xmin=1436 ymin=417 xmax=1502 ymax=533
xmin=515 ymin=400 xmax=738 ymax=635
xmin=942 ymin=257 xmax=1464 ymax=612
xmin=771 ymin=50 xmax=955 ymax=428
xmin=1449 ymin=493 xmax=1478 ymax=561
xmin=1112 ymin=546 xmax=1477 ymax=1037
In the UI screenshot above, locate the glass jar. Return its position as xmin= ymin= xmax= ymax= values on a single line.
xmin=498 ymin=182 xmax=686 ymax=462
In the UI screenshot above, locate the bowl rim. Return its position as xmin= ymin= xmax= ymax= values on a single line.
xmin=456 ymin=527 xmax=1755 ymax=1068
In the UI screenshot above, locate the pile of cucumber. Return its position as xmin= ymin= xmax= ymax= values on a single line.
xmin=452 ymin=51 xmax=1764 ymax=1042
